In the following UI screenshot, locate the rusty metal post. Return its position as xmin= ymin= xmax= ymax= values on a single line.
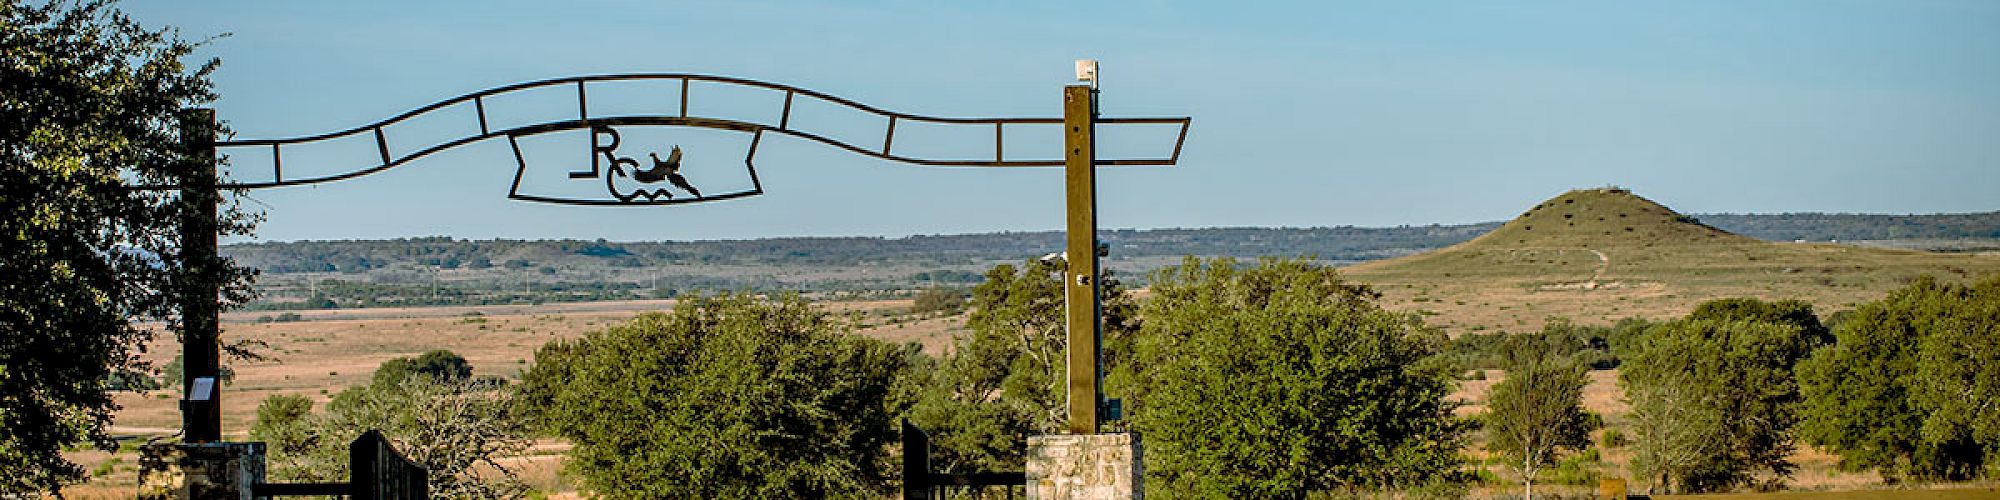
xmin=1062 ymin=85 xmax=1101 ymax=434
xmin=179 ymin=108 xmax=222 ymax=443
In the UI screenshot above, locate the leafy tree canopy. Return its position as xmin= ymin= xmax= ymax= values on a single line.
xmin=255 ymin=375 xmax=531 ymax=498
xmin=1910 ymin=277 xmax=2000 ymax=478
xmin=1118 ymin=256 xmax=1466 ymax=496
xmin=904 ymin=258 xmax=1138 ymax=474
xmin=1485 ymin=320 xmax=1596 ymax=499
xmin=1 ymin=0 xmax=256 ymax=492
xmin=1686 ymin=297 xmax=1832 ymax=352
xmin=1622 ymin=304 xmax=1819 ymax=494
xmin=518 ymin=292 xmax=918 ymax=499
xmin=1798 ymin=276 xmax=2000 ymax=481
xmin=372 ymin=349 xmax=473 ymax=385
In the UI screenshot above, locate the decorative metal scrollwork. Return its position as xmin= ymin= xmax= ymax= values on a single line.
xmin=500 ymin=117 xmax=766 ymax=206
xmin=154 ymin=74 xmax=1189 ymax=205
xmin=589 ymin=125 xmax=707 ymax=203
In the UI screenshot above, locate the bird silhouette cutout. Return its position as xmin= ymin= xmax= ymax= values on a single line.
xmin=637 ymin=147 xmax=701 ymax=198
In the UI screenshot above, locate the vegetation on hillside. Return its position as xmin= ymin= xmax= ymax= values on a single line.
xmin=1346 ymin=189 xmax=2000 ymax=336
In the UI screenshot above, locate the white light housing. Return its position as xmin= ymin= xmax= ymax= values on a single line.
xmin=1075 ymin=59 xmax=1099 ymax=85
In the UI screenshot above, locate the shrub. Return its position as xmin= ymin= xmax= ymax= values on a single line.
xmin=1120 ymin=257 xmax=1466 ymax=496
xmin=518 ymin=293 xmax=915 ymax=498
xmin=1601 ymin=428 xmax=1629 ymax=448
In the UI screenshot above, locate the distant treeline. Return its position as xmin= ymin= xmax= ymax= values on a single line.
xmin=221 ymin=225 xmax=1501 ymax=275
xmin=1700 ymin=211 xmax=2000 ymax=241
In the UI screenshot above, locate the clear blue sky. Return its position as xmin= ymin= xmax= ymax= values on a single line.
xmin=128 ymin=1 xmax=2000 ymax=243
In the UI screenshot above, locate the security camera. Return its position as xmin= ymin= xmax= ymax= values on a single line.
xmin=1039 ymin=252 xmax=1066 ymax=264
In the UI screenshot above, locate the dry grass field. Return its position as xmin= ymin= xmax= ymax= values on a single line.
xmin=61 ymin=289 xmax=1994 ymax=498
xmin=55 ymin=190 xmax=2000 ymax=497
xmin=59 ymin=297 xmax=965 ymax=498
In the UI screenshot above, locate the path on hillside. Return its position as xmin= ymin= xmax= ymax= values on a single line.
xmin=1588 ymin=249 xmax=1610 ymax=286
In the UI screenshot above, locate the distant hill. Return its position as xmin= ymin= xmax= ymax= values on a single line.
xmin=1467 ymin=188 xmax=1752 ymax=248
xmin=1343 ymin=188 xmax=2000 ymax=335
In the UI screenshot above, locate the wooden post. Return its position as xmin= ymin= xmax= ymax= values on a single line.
xmin=1063 ymin=85 xmax=1100 ymax=434
xmin=178 ymin=108 xmax=222 ymax=443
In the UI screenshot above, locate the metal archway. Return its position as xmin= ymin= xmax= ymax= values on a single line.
xmin=160 ymin=73 xmax=1188 ymax=204
xmin=169 ymin=71 xmax=1188 ymax=443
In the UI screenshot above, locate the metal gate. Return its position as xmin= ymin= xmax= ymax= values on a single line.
xmin=253 ymin=430 xmax=430 ymax=499
xmin=903 ymin=420 xmax=1024 ymax=499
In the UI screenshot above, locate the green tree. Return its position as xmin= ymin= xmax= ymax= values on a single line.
xmin=1119 ymin=257 xmax=1466 ymax=495
xmin=1686 ymin=298 xmax=1833 ymax=352
xmin=248 ymin=394 xmax=315 ymax=475
xmin=1604 ymin=316 xmax=1657 ymax=360
xmin=258 ymin=375 xmax=530 ymax=498
xmin=908 ymin=286 xmax=967 ymax=315
xmin=1909 ymin=277 xmax=2000 ymax=479
xmin=372 ymin=348 xmax=473 ymax=385
xmin=1622 ymin=309 xmax=1817 ymax=493
xmin=1485 ymin=321 xmax=1595 ymax=500
xmin=1798 ymin=276 xmax=2000 ymax=480
xmin=518 ymin=293 xmax=917 ymax=498
xmin=903 ymin=258 xmax=1137 ymax=474
xmin=1 ymin=1 xmax=257 ymax=492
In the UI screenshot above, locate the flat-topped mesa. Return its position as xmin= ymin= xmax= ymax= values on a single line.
xmin=1466 ymin=187 xmax=1756 ymax=249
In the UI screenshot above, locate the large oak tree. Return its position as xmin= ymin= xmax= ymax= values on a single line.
xmin=2 ymin=0 xmax=255 ymax=492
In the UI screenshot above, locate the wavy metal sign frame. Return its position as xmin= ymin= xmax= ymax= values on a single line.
xmin=189 ymin=73 xmax=1190 ymax=206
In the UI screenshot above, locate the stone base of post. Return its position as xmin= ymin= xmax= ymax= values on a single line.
xmin=137 ymin=442 xmax=265 ymax=500
xmin=1026 ymin=432 xmax=1143 ymax=499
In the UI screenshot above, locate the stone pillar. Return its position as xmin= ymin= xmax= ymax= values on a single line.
xmin=1026 ymin=433 xmax=1142 ymax=499
xmin=137 ymin=442 xmax=266 ymax=500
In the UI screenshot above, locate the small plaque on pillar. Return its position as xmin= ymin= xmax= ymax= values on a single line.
xmin=189 ymin=376 xmax=216 ymax=401
xmin=1026 ymin=432 xmax=1143 ymax=499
